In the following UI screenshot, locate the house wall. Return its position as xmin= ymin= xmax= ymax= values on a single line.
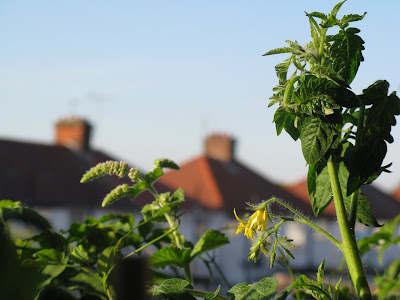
xmin=35 ymin=205 xmax=400 ymax=288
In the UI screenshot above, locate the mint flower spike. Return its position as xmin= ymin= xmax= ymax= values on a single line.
xmin=128 ymin=168 xmax=141 ymax=182
xmin=154 ymin=158 xmax=180 ymax=170
xmin=80 ymin=160 xmax=128 ymax=183
xmin=102 ymin=184 xmax=130 ymax=207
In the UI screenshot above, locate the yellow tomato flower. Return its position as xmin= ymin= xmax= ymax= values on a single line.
xmin=233 ymin=207 xmax=268 ymax=241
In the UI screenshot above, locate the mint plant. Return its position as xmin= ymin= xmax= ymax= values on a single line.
xmin=262 ymin=1 xmax=400 ymax=299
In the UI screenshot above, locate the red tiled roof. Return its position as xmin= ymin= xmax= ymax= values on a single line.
xmin=0 ymin=139 xmax=159 ymax=210
xmin=158 ymin=156 xmax=314 ymax=216
xmin=391 ymin=187 xmax=400 ymax=203
xmin=286 ymin=178 xmax=400 ymax=219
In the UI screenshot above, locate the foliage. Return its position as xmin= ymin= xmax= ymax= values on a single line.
xmin=262 ymin=1 xmax=400 ymax=299
xmin=358 ymin=214 xmax=400 ymax=298
xmin=1 ymin=2 xmax=400 ymax=300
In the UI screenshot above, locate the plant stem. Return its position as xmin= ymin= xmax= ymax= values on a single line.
xmin=148 ymin=185 xmax=192 ymax=282
xmin=327 ymin=160 xmax=372 ymax=300
xmin=267 ymin=198 xmax=341 ymax=250
xmin=349 ymin=102 xmax=365 ymax=228
xmin=183 ymin=265 xmax=193 ymax=284
xmin=148 ymin=186 xmax=184 ymax=249
xmin=209 ymin=256 xmax=231 ymax=288
xmin=282 ymin=75 xmax=301 ymax=106
xmin=278 ymin=249 xmax=301 ymax=300
xmin=348 ymin=189 xmax=359 ymax=230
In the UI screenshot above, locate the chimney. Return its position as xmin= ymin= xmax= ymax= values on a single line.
xmin=205 ymin=133 xmax=235 ymax=162
xmin=55 ymin=117 xmax=92 ymax=151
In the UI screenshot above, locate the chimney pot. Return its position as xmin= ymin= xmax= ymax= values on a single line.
xmin=205 ymin=133 xmax=235 ymax=162
xmin=55 ymin=116 xmax=92 ymax=151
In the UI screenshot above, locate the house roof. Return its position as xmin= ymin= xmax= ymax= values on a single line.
xmin=391 ymin=186 xmax=400 ymax=203
xmin=286 ymin=179 xmax=400 ymax=220
xmin=158 ymin=155 xmax=314 ymax=216
xmin=0 ymin=138 xmax=157 ymax=210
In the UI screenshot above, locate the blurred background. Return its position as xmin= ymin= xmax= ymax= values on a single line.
xmin=1 ymin=0 xmax=399 ymax=192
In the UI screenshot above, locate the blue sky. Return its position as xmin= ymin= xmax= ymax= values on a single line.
xmin=1 ymin=1 xmax=400 ymax=192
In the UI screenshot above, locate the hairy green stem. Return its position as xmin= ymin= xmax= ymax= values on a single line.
xmin=267 ymin=198 xmax=341 ymax=250
xmin=327 ymin=160 xmax=372 ymax=300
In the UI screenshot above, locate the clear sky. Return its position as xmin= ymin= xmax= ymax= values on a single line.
xmin=0 ymin=1 xmax=399 ymax=192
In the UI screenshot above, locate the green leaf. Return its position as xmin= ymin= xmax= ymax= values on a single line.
xmin=341 ymin=13 xmax=366 ymax=26
xmin=153 ymin=278 xmax=195 ymax=300
xmin=186 ymin=286 xmax=229 ymax=300
xmin=331 ymin=27 xmax=365 ymax=85
xmin=0 ymin=199 xmax=20 ymax=208
xmin=191 ymin=230 xmax=229 ymax=258
xmin=227 ymin=277 xmax=278 ymax=300
xmin=275 ymin=284 xmax=293 ymax=300
xmin=334 ymin=277 xmax=342 ymax=300
xmin=300 ymin=117 xmax=335 ymax=165
xmin=141 ymin=201 xmax=170 ymax=222
xmin=330 ymin=1 xmax=345 ymax=19
xmin=308 ymin=164 xmax=333 ymax=217
xmin=70 ymin=244 xmax=90 ymax=264
xmin=170 ymin=188 xmax=185 ymax=203
xmin=34 ymin=248 xmax=65 ymax=263
xmin=262 ymin=47 xmax=293 ymax=56
xmin=0 ymin=205 xmax=52 ymax=231
xmin=130 ymin=181 xmax=149 ymax=200
xmin=317 ymin=259 xmax=325 ymax=286
xmin=305 ymin=12 xmax=327 ymax=21
xmin=293 ymin=274 xmax=332 ymax=299
xmin=359 ymin=80 xmax=389 ymax=105
xmin=338 ymin=162 xmax=380 ymax=227
xmin=97 ymin=246 xmax=116 ymax=276
xmin=154 ymin=158 xmax=180 ymax=170
xmin=362 ymin=86 xmax=400 ymax=145
xmin=151 ymin=247 xmax=192 ymax=269
xmin=36 ymin=264 xmax=67 ymax=299
xmin=379 ymin=236 xmax=400 ymax=265
xmin=99 ymin=213 xmax=135 ymax=227
xmin=274 ymin=58 xmax=292 ymax=85
xmin=32 ymin=230 xmax=67 ymax=251
xmin=21 ymin=256 xmax=68 ymax=300
xmin=280 ymin=245 xmax=295 ymax=260
xmin=273 ymin=107 xmax=300 ymax=140
xmin=145 ymin=167 xmax=164 ymax=184
xmin=269 ymin=238 xmax=278 ymax=268
xmin=66 ymin=272 xmax=104 ymax=296
xmin=358 ymin=232 xmax=391 ymax=256
xmin=329 ymin=86 xmax=360 ymax=108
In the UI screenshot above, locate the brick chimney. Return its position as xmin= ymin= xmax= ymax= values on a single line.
xmin=55 ymin=117 xmax=92 ymax=151
xmin=205 ymin=133 xmax=235 ymax=162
